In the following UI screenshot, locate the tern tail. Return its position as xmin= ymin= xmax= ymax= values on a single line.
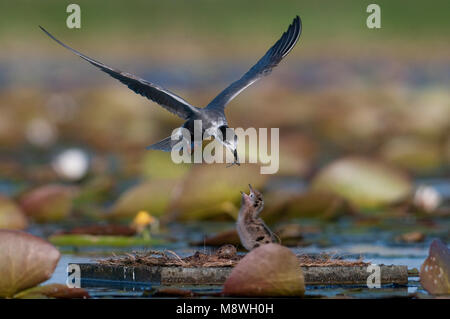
xmin=146 ymin=136 xmax=175 ymax=152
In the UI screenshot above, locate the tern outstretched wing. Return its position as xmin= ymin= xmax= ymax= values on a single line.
xmin=206 ymin=16 xmax=301 ymax=112
xmin=40 ymin=26 xmax=198 ymax=120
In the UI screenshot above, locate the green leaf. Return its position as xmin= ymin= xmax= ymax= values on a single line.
xmin=0 ymin=196 xmax=28 ymax=230
xmin=223 ymin=243 xmax=305 ymax=297
xmin=311 ymin=156 xmax=412 ymax=210
xmin=110 ymin=179 xmax=177 ymax=220
xmin=48 ymin=234 xmax=166 ymax=247
xmin=0 ymin=230 xmax=60 ymax=298
xmin=20 ymin=184 xmax=77 ymax=223
xmin=420 ymin=239 xmax=450 ymax=295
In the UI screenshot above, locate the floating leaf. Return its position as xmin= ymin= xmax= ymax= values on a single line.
xmin=74 ymin=175 xmax=115 ymax=205
xmin=14 ymin=283 xmax=90 ymax=299
xmin=140 ymin=152 xmax=190 ymax=180
xmin=311 ymin=157 xmax=412 ymax=209
xmin=274 ymin=224 xmax=307 ymax=246
xmin=282 ymin=191 xmax=351 ymax=220
xmin=262 ymin=190 xmax=352 ymax=224
xmin=48 ymin=234 xmax=166 ymax=247
xmin=110 ymin=179 xmax=177 ymax=220
xmin=223 ymin=243 xmax=304 ymax=297
xmin=168 ymin=164 xmax=267 ymax=221
xmin=191 ymin=229 xmax=241 ymax=247
xmin=0 ymin=196 xmax=28 ymax=230
xmin=20 ymin=184 xmax=77 ymax=223
xmin=54 ymin=224 xmax=136 ymax=237
xmin=396 ymin=231 xmax=425 ymax=243
xmin=277 ymin=132 xmax=318 ymax=177
xmin=399 ymin=89 xmax=450 ymax=139
xmin=0 ymin=230 xmax=60 ymax=298
xmin=379 ymin=136 xmax=443 ymax=174
xmin=420 ymin=239 xmax=450 ymax=295
xmin=77 ymin=88 xmax=158 ymax=150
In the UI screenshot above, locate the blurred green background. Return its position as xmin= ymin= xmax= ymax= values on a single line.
xmin=0 ymin=0 xmax=449 ymax=227
xmin=1 ymin=1 xmax=449 ymax=299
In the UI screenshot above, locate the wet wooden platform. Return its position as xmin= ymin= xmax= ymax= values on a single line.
xmin=72 ymin=263 xmax=408 ymax=286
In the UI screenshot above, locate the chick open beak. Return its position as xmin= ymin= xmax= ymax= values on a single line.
xmin=248 ymin=184 xmax=254 ymax=195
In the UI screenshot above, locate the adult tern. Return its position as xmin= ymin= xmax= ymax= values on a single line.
xmin=40 ymin=16 xmax=302 ymax=165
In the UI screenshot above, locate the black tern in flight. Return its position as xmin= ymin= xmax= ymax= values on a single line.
xmin=40 ymin=16 xmax=302 ymax=166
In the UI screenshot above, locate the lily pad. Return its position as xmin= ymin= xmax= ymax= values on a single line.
xmin=396 ymin=231 xmax=425 ymax=243
xmin=277 ymin=132 xmax=318 ymax=177
xmin=194 ymin=225 xmax=313 ymax=248
xmin=262 ymin=190 xmax=352 ymax=224
xmin=55 ymin=224 xmax=136 ymax=236
xmin=109 ymin=179 xmax=178 ymax=220
xmin=400 ymin=89 xmax=450 ymax=138
xmin=281 ymin=191 xmax=352 ymax=221
xmin=223 ymin=243 xmax=305 ymax=297
xmin=48 ymin=234 xmax=167 ymax=247
xmin=74 ymin=176 xmax=115 ymax=206
xmin=14 ymin=283 xmax=90 ymax=299
xmin=191 ymin=229 xmax=241 ymax=247
xmin=274 ymin=224 xmax=306 ymax=246
xmin=420 ymin=239 xmax=450 ymax=295
xmin=379 ymin=136 xmax=443 ymax=173
xmin=311 ymin=157 xmax=412 ymax=210
xmin=0 ymin=196 xmax=28 ymax=230
xmin=77 ymin=88 xmax=158 ymax=150
xmin=0 ymin=230 xmax=61 ymax=298
xmin=140 ymin=151 xmax=190 ymax=180
xmin=168 ymin=164 xmax=267 ymax=221
xmin=19 ymin=184 xmax=77 ymax=223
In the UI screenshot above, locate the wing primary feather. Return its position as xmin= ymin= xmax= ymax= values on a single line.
xmin=276 ymin=23 xmax=294 ymax=57
xmin=39 ymin=26 xmax=197 ymax=119
xmin=206 ymin=16 xmax=302 ymax=111
xmin=282 ymin=16 xmax=301 ymax=58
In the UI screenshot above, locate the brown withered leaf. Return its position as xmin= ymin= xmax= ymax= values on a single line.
xmin=20 ymin=184 xmax=77 ymax=223
xmin=311 ymin=156 xmax=412 ymax=210
xmin=0 ymin=196 xmax=28 ymax=230
xmin=54 ymin=224 xmax=136 ymax=237
xmin=420 ymin=239 xmax=450 ymax=295
xmin=191 ymin=229 xmax=241 ymax=247
xmin=0 ymin=230 xmax=60 ymax=298
xmin=14 ymin=283 xmax=90 ymax=299
xmin=223 ymin=243 xmax=305 ymax=297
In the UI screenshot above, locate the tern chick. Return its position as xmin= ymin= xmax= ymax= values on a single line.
xmin=40 ymin=16 xmax=302 ymax=166
xmin=237 ymin=185 xmax=278 ymax=251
